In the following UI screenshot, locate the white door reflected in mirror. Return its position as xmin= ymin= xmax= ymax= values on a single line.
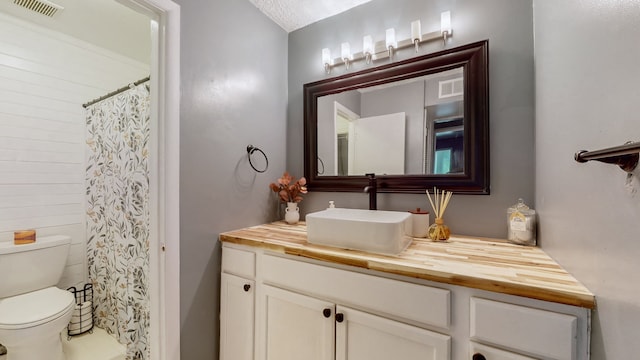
xmin=335 ymin=109 xmax=406 ymax=176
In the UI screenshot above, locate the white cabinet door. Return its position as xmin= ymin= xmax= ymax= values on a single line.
xmin=335 ymin=306 xmax=451 ymax=360
xmin=263 ymin=285 xmax=335 ymax=360
xmin=220 ymin=273 xmax=255 ymax=360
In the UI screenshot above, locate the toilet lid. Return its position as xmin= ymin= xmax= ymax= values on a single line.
xmin=0 ymin=287 xmax=75 ymax=329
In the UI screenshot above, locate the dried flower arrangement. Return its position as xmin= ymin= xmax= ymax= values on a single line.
xmin=269 ymin=172 xmax=308 ymax=203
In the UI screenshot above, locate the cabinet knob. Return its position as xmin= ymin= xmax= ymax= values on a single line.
xmin=335 ymin=313 xmax=344 ymax=323
xmin=323 ymin=308 xmax=332 ymax=318
xmin=472 ymin=353 xmax=486 ymax=360
xmin=243 ymin=284 xmax=251 ymax=292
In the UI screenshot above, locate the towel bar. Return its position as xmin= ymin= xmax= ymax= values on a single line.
xmin=575 ymin=141 xmax=640 ymax=172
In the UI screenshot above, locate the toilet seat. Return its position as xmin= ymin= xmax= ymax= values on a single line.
xmin=0 ymin=287 xmax=74 ymax=330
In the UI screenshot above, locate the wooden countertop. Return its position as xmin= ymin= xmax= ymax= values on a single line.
xmin=220 ymin=222 xmax=595 ymax=309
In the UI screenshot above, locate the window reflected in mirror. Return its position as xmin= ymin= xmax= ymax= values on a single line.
xmin=431 ymin=117 xmax=463 ymax=174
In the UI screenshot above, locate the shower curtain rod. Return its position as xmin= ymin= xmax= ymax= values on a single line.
xmin=82 ymin=76 xmax=150 ymax=108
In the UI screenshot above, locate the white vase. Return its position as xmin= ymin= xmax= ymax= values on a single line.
xmin=284 ymin=202 xmax=300 ymax=224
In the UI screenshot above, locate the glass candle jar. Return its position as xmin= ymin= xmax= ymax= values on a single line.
xmin=507 ymin=198 xmax=536 ymax=246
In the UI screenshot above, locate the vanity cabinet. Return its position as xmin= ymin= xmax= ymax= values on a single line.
xmin=258 ymin=253 xmax=451 ymax=360
xmin=220 ymin=227 xmax=593 ymax=360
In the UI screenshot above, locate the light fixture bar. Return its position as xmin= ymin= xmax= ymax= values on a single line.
xmin=324 ymin=29 xmax=447 ymax=71
xmin=321 ymin=11 xmax=453 ymax=74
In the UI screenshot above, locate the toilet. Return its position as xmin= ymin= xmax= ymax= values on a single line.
xmin=0 ymin=235 xmax=75 ymax=360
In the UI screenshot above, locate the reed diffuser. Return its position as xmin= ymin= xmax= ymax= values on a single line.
xmin=426 ymin=187 xmax=453 ymax=241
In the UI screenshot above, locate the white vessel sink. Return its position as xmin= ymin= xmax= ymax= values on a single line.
xmin=305 ymin=208 xmax=413 ymax=255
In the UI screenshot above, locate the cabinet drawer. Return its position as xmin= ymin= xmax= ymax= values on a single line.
xmin=262 ymin=254 xmax=450 ymax=329
xmin=222 ymin=246 xmax=255 ymax=279
xmin=470 ymin=342 xmax=537 ymax=360
xmin=470 ymin=298 xmax=577 ymax=360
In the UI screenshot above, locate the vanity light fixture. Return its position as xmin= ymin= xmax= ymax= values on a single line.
xmin=441 ymin=11 xmax=452 ymax=42
xmin=320 ymin=11 xmax=453 ymax=74
xmin=363 ymin=35 xmax=373 ymax=64
xmin=385 ymin=28 xmax=397 ymax=58
xmin=341 ymin=42 xmax=352 ymax=70
xmin=411 ymin=20 xmax=422 ymax=52
xmin=322 ymin=48 xmax=332 ymax=74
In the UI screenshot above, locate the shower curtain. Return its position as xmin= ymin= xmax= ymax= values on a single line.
xmin=85 ymin=82 xmax=150 ymax=360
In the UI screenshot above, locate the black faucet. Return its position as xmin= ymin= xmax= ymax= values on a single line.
xmin=364 ymin=173 xmax=377 ymax=210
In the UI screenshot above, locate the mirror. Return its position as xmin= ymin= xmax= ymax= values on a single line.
xmin=304 ymin=40 xmax=489 ymax=194
xmin=318 ymin=67 xmax=464 ymax=176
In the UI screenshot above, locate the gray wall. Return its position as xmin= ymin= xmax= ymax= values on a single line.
xmin=173 ymin=1 xmax=640 ymax=358
xmin=534 ymin=1 xmax=640 ymax=358
xmin=288 ymin=0 xmax=535 ymax=238
xmin=177 ymin=0 xmax=288 ymax=358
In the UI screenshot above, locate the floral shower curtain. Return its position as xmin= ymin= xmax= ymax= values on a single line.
xmin=85 ymin=82 xmax=150 ymax=360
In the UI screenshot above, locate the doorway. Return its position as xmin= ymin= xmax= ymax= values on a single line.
xmin=0 ymin=0 xmax=180 ymax=357
xmin=107 ymin=1 xmax=180 ymax=359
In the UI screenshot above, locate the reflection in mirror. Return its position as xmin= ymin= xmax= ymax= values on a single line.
xmin=432 ymin=117 xmax=463 ymax=174
xmin=304 ymin=40 xmax=489 ymax=194
xmin=318 ymin=68 xmax=464 ymax=176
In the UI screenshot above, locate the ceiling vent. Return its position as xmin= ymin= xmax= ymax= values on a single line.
xmin=438 ymin=78 xmax=464 ymax=99
xmin=13 ymin=0 xmax=64 ymax=17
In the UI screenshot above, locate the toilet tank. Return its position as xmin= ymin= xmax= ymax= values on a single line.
xmin=0 ymin=235 xmax=71 ymax=298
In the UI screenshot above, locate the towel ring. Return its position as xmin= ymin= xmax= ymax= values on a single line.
xmin=247 ymin=145 xmax=268 ymax=173
xmin=317 ymin=157 xmax=325 ymax=175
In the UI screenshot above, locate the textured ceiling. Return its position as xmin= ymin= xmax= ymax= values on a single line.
xmin=248 ymin=0 xmax=373 ymax=32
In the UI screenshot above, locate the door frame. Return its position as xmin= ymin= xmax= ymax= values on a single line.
xmin=333 ymin=101 xmax=360 ymax=175
xmin=116 ymin=0 xmax=180 ymax=359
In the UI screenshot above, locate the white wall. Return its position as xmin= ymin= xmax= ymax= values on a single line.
xmin=0 ymin=0 xmax=151 ymax=64
xmin=0 ymin=12 xmax=149 ymax=290
xmin=534 ymin=1 xmax=640 ymax=358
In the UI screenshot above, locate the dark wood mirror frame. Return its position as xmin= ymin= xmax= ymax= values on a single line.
xmin=304 ymin=40 xmax=489 ymax=194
